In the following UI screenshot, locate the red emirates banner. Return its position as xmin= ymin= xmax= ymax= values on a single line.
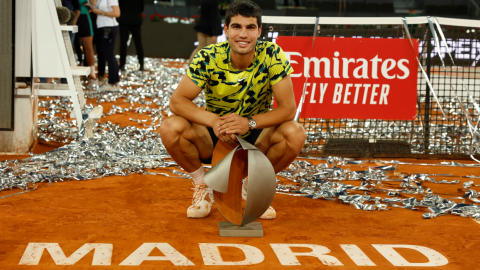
xmin=276 ymin=36 xmax=419 ymax=120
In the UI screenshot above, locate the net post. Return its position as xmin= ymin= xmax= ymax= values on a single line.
xmin=424 ymin=27 xmax=433 ymax=154
xmin=294 ymin=16 xmax=319 ymax=122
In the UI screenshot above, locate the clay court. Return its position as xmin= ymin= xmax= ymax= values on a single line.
xmin=1 ymin=153 xmax=480 ymax=269
xmin=2 ymin=62 xmax=480 ymax=269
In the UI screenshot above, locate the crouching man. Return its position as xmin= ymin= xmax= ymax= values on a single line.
xmin=159 ymin=0 xmax=306 ymax=219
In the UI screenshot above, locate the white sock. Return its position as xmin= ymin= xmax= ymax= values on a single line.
xmin=188 ymin=166 xmax=205 ymax=186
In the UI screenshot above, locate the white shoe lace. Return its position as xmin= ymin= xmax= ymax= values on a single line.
xmin=190 ymin=182 xmax=212 ymax=206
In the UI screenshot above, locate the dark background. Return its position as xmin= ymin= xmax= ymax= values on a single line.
xmin=116 ymin=0 xmax=480 ymax=59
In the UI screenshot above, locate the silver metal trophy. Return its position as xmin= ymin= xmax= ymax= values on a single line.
xmin=205 ymin=135 xmax=276 ymax=237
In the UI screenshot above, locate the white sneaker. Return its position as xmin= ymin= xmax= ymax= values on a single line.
xmin=187 ymin=183 xmax=214 ymax=218
xmin=259 ymin=206 xmax=276 ymax=219
xmin=89 ymin=78 xmax=99 ymax=85
xmin=99 ymin=84 xmax=119 ymax=92
xmin=242 ymin=181 xmax=276 ymax=219
xmin=98 ymin=76 xmax=106 ymax=84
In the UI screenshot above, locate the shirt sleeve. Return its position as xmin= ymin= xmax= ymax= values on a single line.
xmin=187 ymin=49 xmax=211 ymax=89
xmin=71 ymin=0 xmax=81 ymax=11
xmin=110 ymin=0 xmax=119 ymax=6
xmin=268 ymin=43 xmax=294 ymax=86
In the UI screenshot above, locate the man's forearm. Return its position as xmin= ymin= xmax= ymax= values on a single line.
xmin=251 ymin=104 xmax=296 ymax=129
xmin=170 ymin=96 xmax=218 ymax=127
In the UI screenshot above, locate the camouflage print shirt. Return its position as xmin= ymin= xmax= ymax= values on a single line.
xmin=187 ymin=40 xmax=293 ymax=137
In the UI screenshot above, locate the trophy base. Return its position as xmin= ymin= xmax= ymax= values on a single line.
xmin=218 ymin=221 xmax=263 ymax=237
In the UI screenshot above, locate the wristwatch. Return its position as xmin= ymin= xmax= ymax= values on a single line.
xmin=247 ymin=116 xmax=257 ymax=130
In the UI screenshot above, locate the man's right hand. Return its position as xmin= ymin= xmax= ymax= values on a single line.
xmin=169 ymin=76 xmax=238 ymax=146
xmin=212 ymin=118 xmax=238 ymax=146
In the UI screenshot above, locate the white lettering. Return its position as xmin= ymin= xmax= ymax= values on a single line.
xmin=370 ymin=55 xmax=382 ymax=79
xmin=471 ymin=40 xmax=480 ymax=61
xmin=303 ymin=83 xmax=310 ymax=103
xmin=431 ymin=38 xmax=450 ymax=59
xmin=309 ymin=83 xmax=317 ymax=103
xmin=429 ymin=39 xmax=440 ymax=59
xmin=19 ymin=243 xmax=112 ymax=266
xmin=381 ymin=59 xmax=396 ymax=79
xmin=119 ymin=243 xmax=194 ymax=266
xmin=443 ymin=38 xmax=455 ymax=57
xmin=342 ymin=58 xmax=355 ymax=78
xmin=304 ymin=57 xmax=331 ymax=78
xmin=343 ymin=83 xmax=353 ymax=104
xmin=353 ymin=84 xmax=362 ymax=104
xmin=284 ymin=52 xmax=303 ymax=78
xmin=353 ymin=58 xmax=369 ymax=79
xmin=271 ymin=244 xmax=343 ymax=266
xmin=199 ymin=243 xmax=264 ymax=265
xmin=456 ymin=38 xmax=470 ymax=59
xmin=340 ymin=245 xmax=376 ymax=266
xmin=319 ymin=83 xmax=328 ymax=103
xmin=421 ymin=38 xmax=480 ymax=61
xmin=418 ymin=40 xmax=426 ymax=55
xmin=372 ymin=244 xmax=448 ymax=267
xmin=380 ymin=85 xmax=390 ymax=105
xmin=17 ymin=242 xmax=449 ymax=267
xmin=370 ymin=84 xmax=380 ymax=104
xmin=332 ymin=84 xmax=343 ymax=104
xmin=333 ymin=52 xmax=340 ymax=78
xmin=362 ymin=84 xmax=371 ymax=104
xmin=293 ymin=39 xmax=480 ymax=80
xmin=397 ymin=59 xmax=409 ymax=79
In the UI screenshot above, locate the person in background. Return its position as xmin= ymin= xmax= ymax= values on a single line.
xmin=61 ymin=0 xmax=81 ymax=84
xmin=90 ymin=12 xmax=107 ymax=84
xmin=188 ymin=0 xmax=223 ymax=63
xmin=78 ymin=0 xmax=97 ymax=80
xmin=118 ymin=0 xmax=145 ymax=71
xmin=407 ymin=9 xmax=419 ymax=17
xmin=86 ymin=0 xmax=121 ymax=90
xmin=73 ymin=31 xmax=85 ymax=66
xmin=62 ymin=0 xmax=81 ymax=44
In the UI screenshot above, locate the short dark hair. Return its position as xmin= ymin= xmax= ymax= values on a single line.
xmin=225 ymin=0 xmax=262 ymax=28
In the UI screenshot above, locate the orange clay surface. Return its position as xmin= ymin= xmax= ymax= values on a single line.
xmin=1 ymin=152 xmax=480 ymax=269
xmin=1 ymin=73 xmax=480 ymax=270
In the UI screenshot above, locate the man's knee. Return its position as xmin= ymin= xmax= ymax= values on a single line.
xmin=281 ymin=121 xmax=306 ymax=150
xmin=159 ymin=116 xmax=189 ymax=140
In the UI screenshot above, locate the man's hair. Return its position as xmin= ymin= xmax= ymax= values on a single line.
xmin=225 ymin=0 xmax=262 ymax=28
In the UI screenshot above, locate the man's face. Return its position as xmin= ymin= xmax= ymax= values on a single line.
xmin=225 ymin=15 xmax=262 ymax=56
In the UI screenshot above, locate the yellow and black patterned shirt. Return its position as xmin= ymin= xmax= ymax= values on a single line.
xmin=187 ymin=40 xmax=293 ymax=137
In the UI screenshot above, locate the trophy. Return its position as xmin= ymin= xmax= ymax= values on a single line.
xmin=205 ymin=135 xmax=276 ymax=237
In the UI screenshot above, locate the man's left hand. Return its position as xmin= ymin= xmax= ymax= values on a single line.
xmin=218 ymin=113 xmax=250 ymax=136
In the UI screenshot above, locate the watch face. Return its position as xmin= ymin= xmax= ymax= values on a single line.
xmin=249 ymin=119 xmax=256 ymax=129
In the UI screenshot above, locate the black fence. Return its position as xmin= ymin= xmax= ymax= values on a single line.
xmin=262 ymin=17 xmax=480 ymax=158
